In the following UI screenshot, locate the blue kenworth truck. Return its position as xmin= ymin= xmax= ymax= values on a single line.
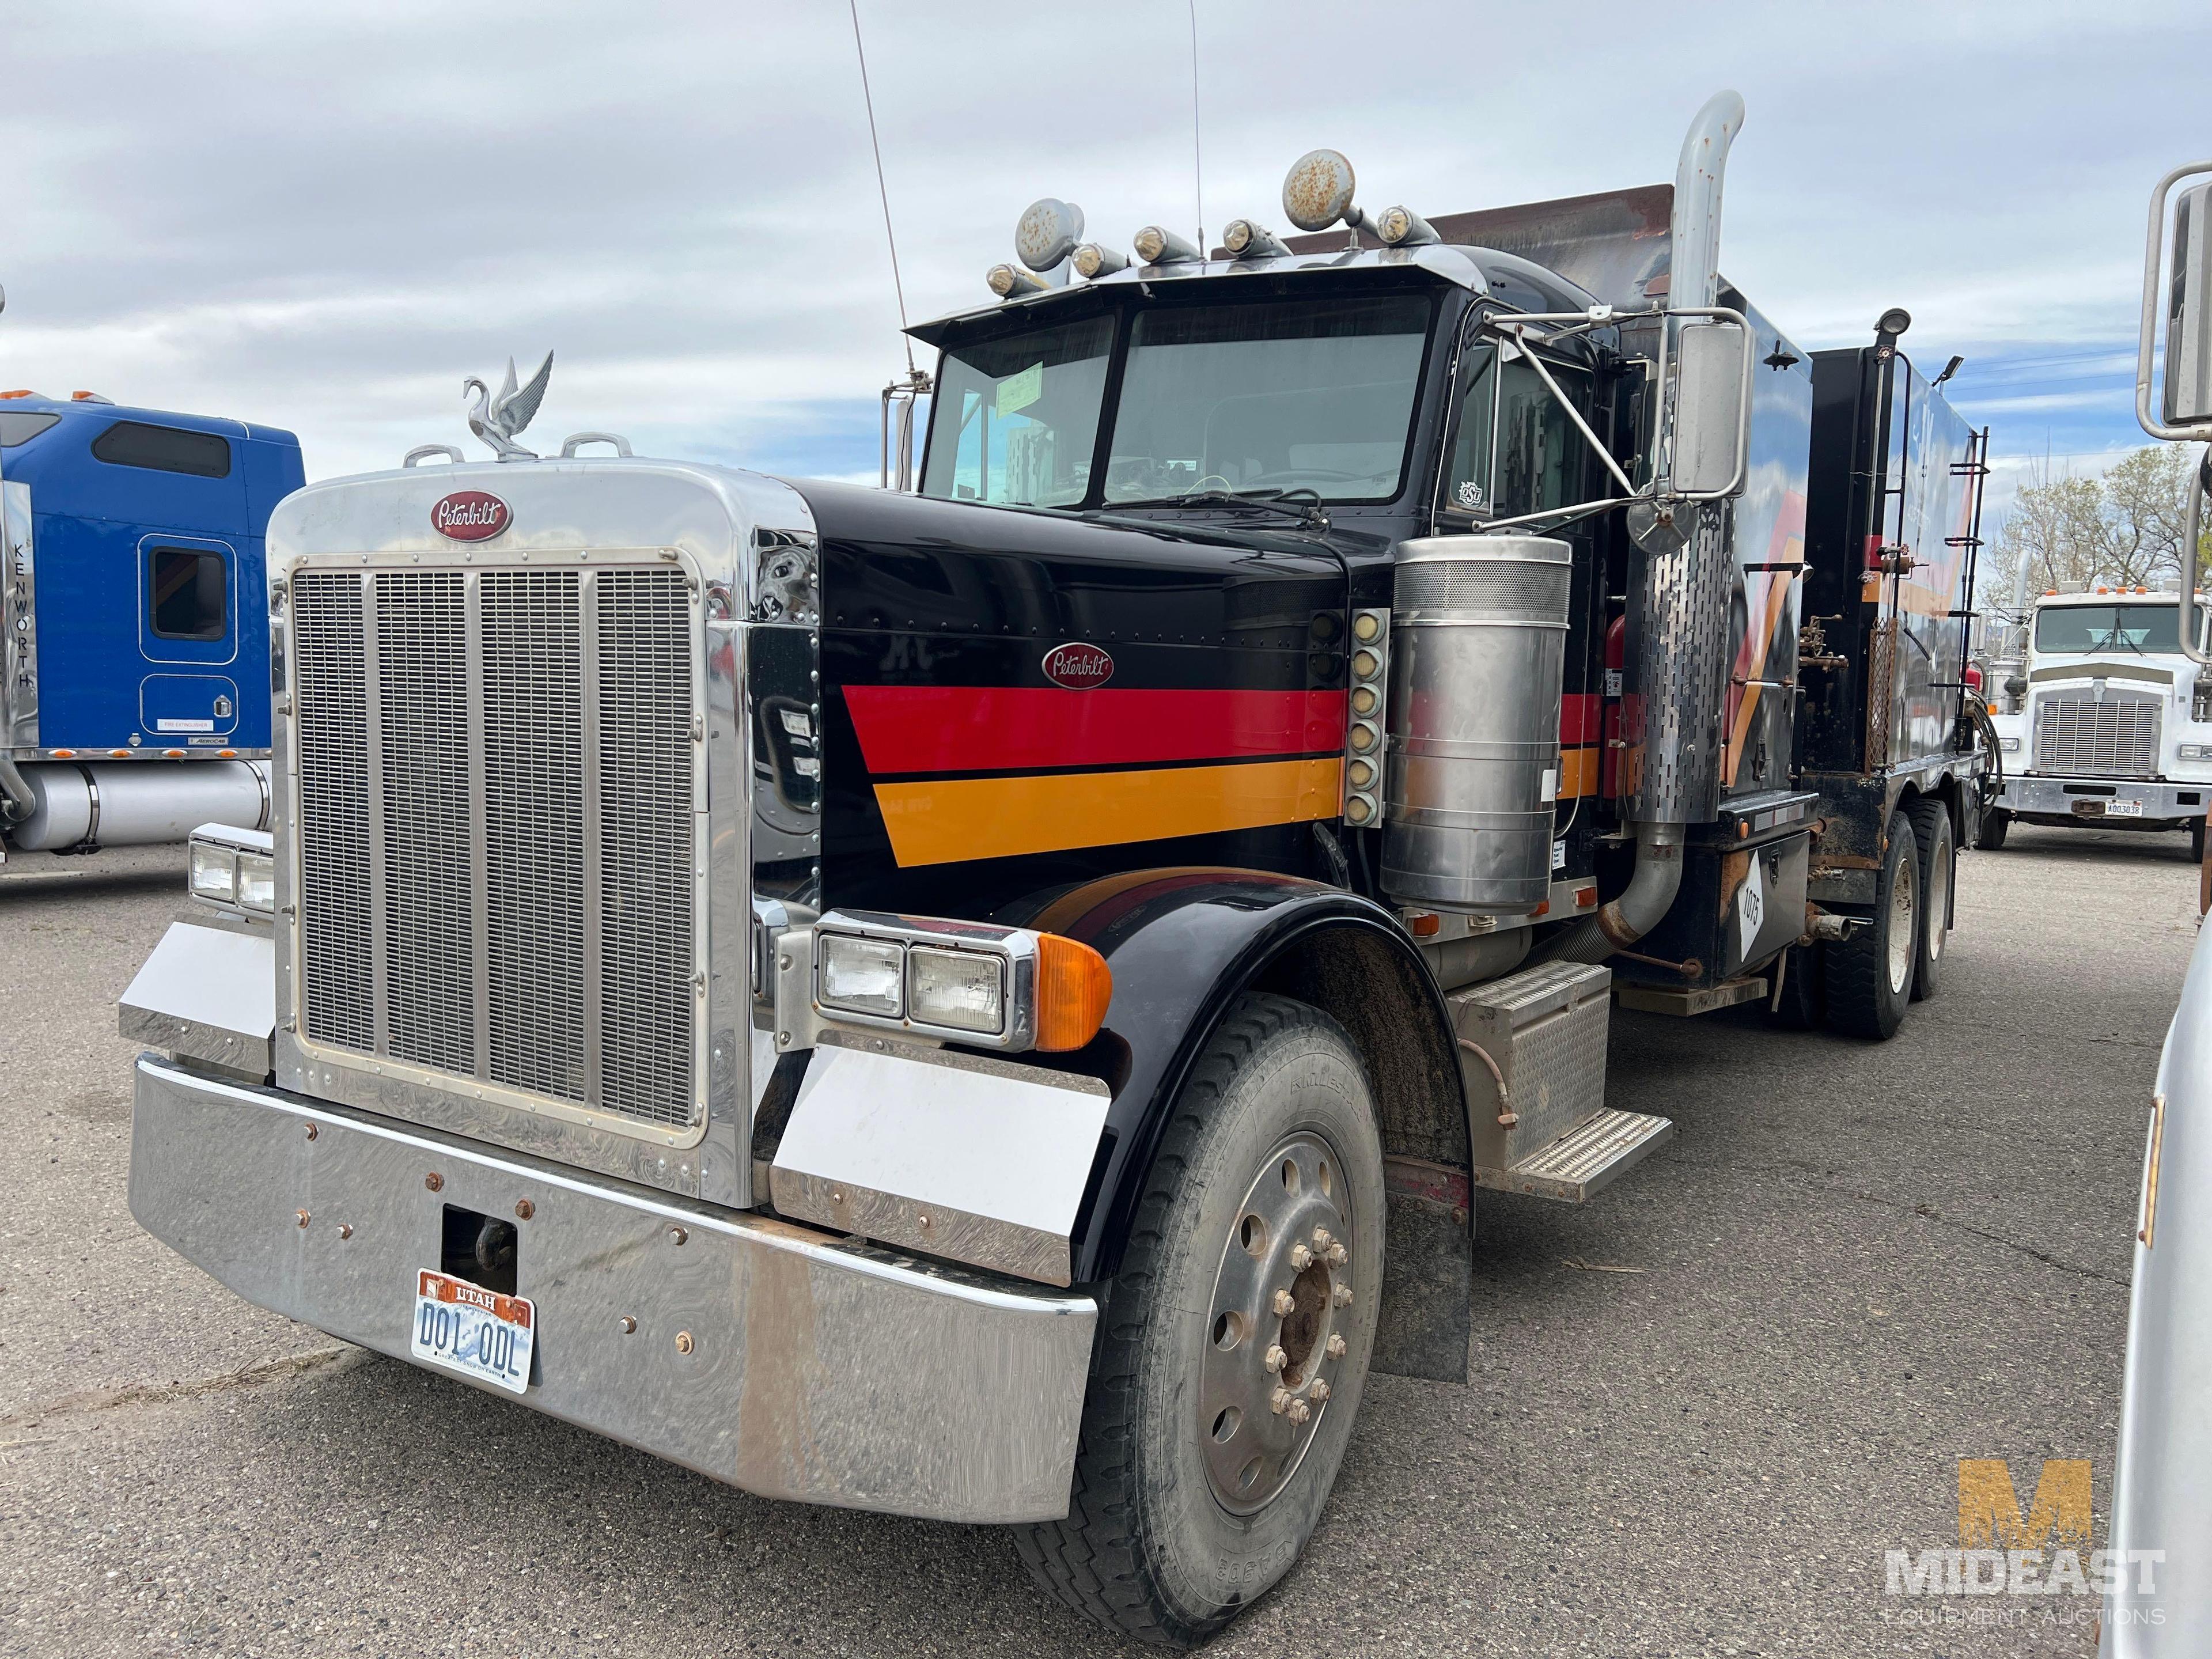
xmin=0 ymin=391 xmax=302 ymax=853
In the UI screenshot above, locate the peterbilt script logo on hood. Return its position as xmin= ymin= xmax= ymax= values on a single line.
xmin=1043 ymin=642 xmax=1114 ymax=688
xmin=431 ymin=490 xmax=512 ymax=542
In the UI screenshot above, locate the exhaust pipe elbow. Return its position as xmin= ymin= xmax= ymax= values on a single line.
xmin=1667 ymin=90 xmax=1745 ymax=313
xmin=0 ymin=753 xmax=35 ymax=827
xmin=1596 ymin=821 xmax=1686 ymax=949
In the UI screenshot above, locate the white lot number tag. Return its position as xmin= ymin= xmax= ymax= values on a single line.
xmin=1737 ymin=860 xmax=1766 ymax=960
xmin=2105 ymin=800 xmax=2144 ymax=817
xmin=411 ymin=1269 xmax=534 ymax=1395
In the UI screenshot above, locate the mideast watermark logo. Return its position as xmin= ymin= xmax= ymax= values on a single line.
xmin=1883 ymin=1458 xmax=2163 ymax=1634
xmin=431 ymin=490 xmax=511 ymax=543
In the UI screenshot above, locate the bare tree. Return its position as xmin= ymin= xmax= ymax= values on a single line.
xmin=1988 ymin=444 xmax=2210 ymax=598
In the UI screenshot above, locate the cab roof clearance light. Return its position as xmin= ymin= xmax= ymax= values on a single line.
xmin=814 ymin=910 xmax=1111 ymax=1054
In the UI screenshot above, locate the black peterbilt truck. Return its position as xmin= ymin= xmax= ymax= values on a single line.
xmin=119 ymin=92 xmax=1989 ymax=1646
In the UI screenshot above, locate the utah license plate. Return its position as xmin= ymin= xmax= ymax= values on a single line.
xmin=411 ymin=1269 xmax=534 ymax=1395
xmin=2105 ymin=800 xmax=2145 ymax=818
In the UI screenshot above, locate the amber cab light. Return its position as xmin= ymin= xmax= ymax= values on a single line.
xmin=1035 ymin=933 xmax=1113 ymax=1051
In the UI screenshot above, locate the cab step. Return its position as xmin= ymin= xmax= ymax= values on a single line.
xmin=1469 ymin=1108 xmax=1675 ymax=1203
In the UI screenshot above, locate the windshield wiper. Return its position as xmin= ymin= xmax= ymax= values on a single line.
xmin=1091 ymin=487 xmax=1329 ymax=530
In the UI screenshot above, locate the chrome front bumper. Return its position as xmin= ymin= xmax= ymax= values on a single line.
xmin=1999 ymin=774 xmax=2210 ymax=819
xmin=128 ymin=1056 xmax=1096 ymax=1524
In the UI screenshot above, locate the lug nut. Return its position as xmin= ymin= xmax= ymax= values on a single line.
xmin=1326 ymin=1243 xmax=1347 ymax=1266
xmin=1331 ymin=1282 xmax=1353 ymax=1308
xmin=1286 ymin=1399 xmax=1312 ymax=1425
xmin=1271 ymin=1387 xmax=1293 ymax=1415
xmin=1311 ymin=1378 xmax=1332 ymax=1403
xmin=1271 ymin=1289 xmax=1296 ymax=1316
xmin=1312 ymin=1228 xmax=1333 ymax=1249
xmin=1326 ymin=1334 xmax=1348 ymax=1359
xmin=1289 ymin=1244 xmax=1313 ymax=1271
xmin=1264 ymin=1344 xmax=1287 ymax=1373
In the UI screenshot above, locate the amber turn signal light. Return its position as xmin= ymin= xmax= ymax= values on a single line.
xmin=1035 ymin=933 xmax=1113 ymax=1051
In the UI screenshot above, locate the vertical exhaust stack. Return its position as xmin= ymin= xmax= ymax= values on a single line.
xmin=1577 ymin=92 xmax=1747 ymax=959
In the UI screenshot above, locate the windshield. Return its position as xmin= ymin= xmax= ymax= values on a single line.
xmin=919 ymin=291 xmax=1435 ymax=512
xmin=2034 ymin=604 xmax=2194 ymax=655
xmin=919 ymin=316 xmax=1112 ymax=507
xmin=1101 ymin=296 xmax=1430 ymax=503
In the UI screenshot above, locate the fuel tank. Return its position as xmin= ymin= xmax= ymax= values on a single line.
xmin=786 ymin=483 xmax=1351 ymax=919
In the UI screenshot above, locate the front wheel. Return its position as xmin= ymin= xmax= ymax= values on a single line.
xmin=1823 ymin=809 xmax=1919 ymax=1041
xmin=2191 ymin=816 xmax=2205 ymax=865
xmin=1975 ymin=808 xmax=2009 ymax=851
xmin=1017 ymin=994 xmax=1384 ymax=1647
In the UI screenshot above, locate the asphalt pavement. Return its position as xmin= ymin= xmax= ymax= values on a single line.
xmin=0 ymin=824 xmax=2194 ymax=1656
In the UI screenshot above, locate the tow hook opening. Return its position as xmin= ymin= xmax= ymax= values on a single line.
xmin=440 ymin=1205 xmax=519 ymax=1297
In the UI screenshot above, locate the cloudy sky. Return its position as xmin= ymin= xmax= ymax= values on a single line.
xmin=3 ymin=1 xmax=2207 ymax=520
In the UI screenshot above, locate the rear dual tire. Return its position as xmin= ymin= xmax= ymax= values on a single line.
xmin=1903 ymin=798 xmax=1953 ymax=1003
xmin=1823 ymin=808 xmax=1919 ymax=1041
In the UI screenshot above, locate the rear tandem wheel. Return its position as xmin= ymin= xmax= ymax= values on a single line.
xmin=1822 ymin=808 xmax=1919 ymax=1041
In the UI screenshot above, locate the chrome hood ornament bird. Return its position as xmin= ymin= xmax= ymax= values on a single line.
xmin=463 ymin=351 xmax=554 ymax=461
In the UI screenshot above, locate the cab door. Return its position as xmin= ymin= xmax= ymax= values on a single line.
xmin=137 ymin=533 xmax=242 ymax=742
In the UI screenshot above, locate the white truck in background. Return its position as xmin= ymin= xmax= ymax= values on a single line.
xmin=1983 ymin=587 xmax=2212 ymax=859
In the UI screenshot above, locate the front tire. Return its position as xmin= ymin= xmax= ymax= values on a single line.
xmin=1904 ymin=797 xmax=1953 ymax=1003
xmin=1975 ymin=808 xmax=2009 ymax=851
xmin=1017 ymin=994 xmax=1384 ymax=1647
xmin=2191 ymin=816 xmax=2205 ymax=864
xmin=1824 ymin=809 xmax=1918 ymax=1041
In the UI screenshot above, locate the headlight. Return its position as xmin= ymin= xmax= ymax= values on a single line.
xmin=190 ymin=840 xmax=237 ymax=904
xmin=236 ymin=850 xmax=276 ymax=914
xmin=187 ymin=823 xmax=277 ymax=921
xmin=908 ymin=947 xmax=1005 ymax=1036
xmin=2181 ymin=743 xmax=2212 ymax=760
xmin=818 ymin=934 xmax=904 ymax=1019
xmin=1999 ymin=736 xmax=2020 ymax=753
xmin=810 ymin=910 xmax=1112 ymax=1052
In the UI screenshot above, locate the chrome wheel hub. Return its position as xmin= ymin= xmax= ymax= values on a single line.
xmin=1199 ymin=1132 xmax=1355 ymax=1514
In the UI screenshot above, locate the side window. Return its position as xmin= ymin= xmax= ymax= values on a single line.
xmin=147 ymin=547 xmax=228 ymax=640
xmin=1494 ymin=357 xmax=1589 ymax=518
xmin=93 ymin=421 xmax=232 ymax=478
xmin=1442 ymin=346 xmax=1497 ymax=514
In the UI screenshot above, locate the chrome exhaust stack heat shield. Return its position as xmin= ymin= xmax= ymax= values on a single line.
xmin=1380 ymin=536 xmax=1571 ymax=913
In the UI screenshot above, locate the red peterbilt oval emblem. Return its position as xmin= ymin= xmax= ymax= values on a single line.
xmin=1043 ymin=642 xmax=1113 ymax=688
xmin=430 ymin=490 xmax=511 ymax=542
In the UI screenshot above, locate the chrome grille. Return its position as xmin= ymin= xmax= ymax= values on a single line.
xmin=2033 ymin=693 xmax=2161 ymax=779
xmin=289 ymin=563 xmax=700 ymax=1134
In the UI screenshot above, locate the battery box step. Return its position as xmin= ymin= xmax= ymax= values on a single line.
xmin=1469 ymin=1107 xmax=1675 ymax=1204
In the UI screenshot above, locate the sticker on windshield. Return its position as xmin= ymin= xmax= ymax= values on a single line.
xmin=996 ymin=362 xmax=1044 ymax=418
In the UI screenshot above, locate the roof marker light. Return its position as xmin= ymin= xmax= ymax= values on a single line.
xmin=1073 ymin=243 xmax=1130 ymax=279
xmin=1376 ymin=206 xmax=1440 ymax=247
xmin=1221 ymin=219 xmax=1290 ymax=259
xmin=1014 ymin=198 xmax=1085 ymax=272
xmin=1133 ymin=225 xmax=1201 ymax=265
xmin=986 ymin=263 xmax=1050 ymax=299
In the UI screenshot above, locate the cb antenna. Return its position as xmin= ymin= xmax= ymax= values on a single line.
xmin=849 ymin=0 xmax=915 ymax=377
xmin=1187 ymin=0 xmax=1205 ymax=255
